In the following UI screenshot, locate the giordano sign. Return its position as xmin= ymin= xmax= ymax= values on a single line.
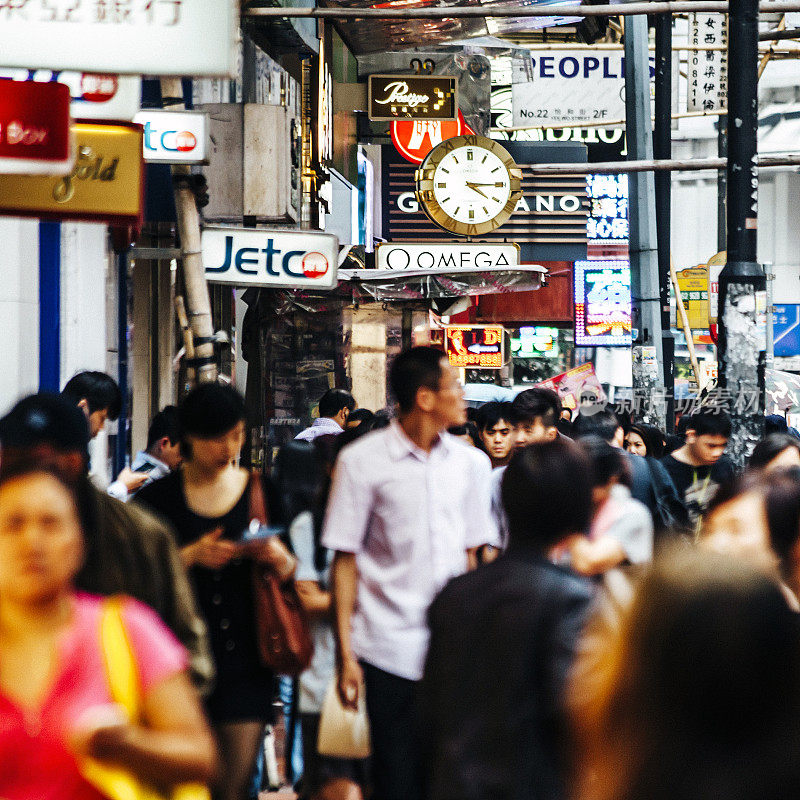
xmin=0 ymin=122 xmax=144 ymax=224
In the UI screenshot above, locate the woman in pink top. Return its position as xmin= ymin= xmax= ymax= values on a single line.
xmin=0 ymin=462 xmax=217 ymax=800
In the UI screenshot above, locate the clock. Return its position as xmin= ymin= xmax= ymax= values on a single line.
xmin=415 ymin=135 xmax=523 ymax=236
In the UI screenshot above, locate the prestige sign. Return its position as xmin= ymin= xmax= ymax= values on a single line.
xmin=444 ymin=325 xmax=504 ymax=370
xmin=377 ymin=243 xmax=519 ymax=271
xmin=0 ymin=0 xmax=238 ymax=77
xmin=0 ymin=80 xmax=72 ymax=174
xmin=203 ymin=227 xmax=339 ymax=290
xmin=368 ymin=75 xmax=457 ymax=122
xmin=0 ymin=121 xmax=143 ymax=224
xmin=133 ymin=110 xmax=210 ymax=164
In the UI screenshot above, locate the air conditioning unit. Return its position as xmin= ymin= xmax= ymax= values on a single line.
xmin=199 ymin=103 xmax=300 ymax=223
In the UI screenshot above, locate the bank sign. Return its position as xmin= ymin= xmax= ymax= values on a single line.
xmin=202 ymin=227 xmax=339 ymax=290
xmin=376 ymin=243 xmax=519 ymax=271
xmin=133 ymin=110 xmax=209 ymax=164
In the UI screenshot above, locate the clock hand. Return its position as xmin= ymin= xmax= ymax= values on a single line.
xmin=465 ymin=182 xmax=489 ymax=199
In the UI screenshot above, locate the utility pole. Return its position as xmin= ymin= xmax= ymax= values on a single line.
xmin=654 ymin=13 xmax=676 ymax=432
xmin=625 ymin=14 xmax=666 ymax=429
xmin=160 ymin=77 xmax=218 ymax=385
xmin=717 ymin=0 xmax=765 ymax=464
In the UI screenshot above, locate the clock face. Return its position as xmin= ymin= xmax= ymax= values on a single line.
xmin=431 ymin=147 xmax=511 ymax=225
xmin=415 ymin=135 xmax=523 ymax=236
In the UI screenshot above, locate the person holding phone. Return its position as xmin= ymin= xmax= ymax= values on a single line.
xmin=135 ymin=383 xmax=296 ymax=800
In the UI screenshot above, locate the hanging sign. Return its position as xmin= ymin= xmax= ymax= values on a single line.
xmin=0 ymin=0 xmax=238 ymax=77
xmin=687 ymin=13 xmax=728 ymax=112
xmin=376 ymin=242 xmax=519 ymax=271
xmin=676 ymin=265 xmax=710 ymax=329
xmin=368 ymin=75 xmax=457 ymax=121
xmin=390 ymin=110 xmax=472 ymax=164
xmin=203 ymin=227 xmax=339 ymax=290
xmin=0 ymin=80 xmax=72 ymax=174
xmin=536 ymin=362 xmax=607 ymax=411
xmin=574 ymin=260 xmax=632 ymax=346
xmin=0 ymin=71 xmax=141 ymax=121
xmin=133 ymin=110 xmax=210 ymax=164
xmin=0 ymin=121 xmax=143 ymax=224
xmin=444 ymin=325 xmax=504 ymax=369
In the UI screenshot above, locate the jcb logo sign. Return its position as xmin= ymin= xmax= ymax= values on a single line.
xmin=202 ymin=227 xmax=339 ymax=290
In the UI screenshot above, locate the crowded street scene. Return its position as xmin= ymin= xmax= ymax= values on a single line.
xmin=3 ymin=1 xmax=800 ymax=799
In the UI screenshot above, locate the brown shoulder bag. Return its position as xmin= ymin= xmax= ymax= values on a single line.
xmin=249 ymin=471 xmax=314 ymax=676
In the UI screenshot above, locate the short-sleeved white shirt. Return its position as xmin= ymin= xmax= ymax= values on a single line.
xmin=321 ymin=420 xmax=498 ymax=681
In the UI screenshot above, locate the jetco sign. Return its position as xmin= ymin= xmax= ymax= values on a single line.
xmin=377 ymin=243 xmax=519 ymax=271
xmin=133 ymin=110 xmax=210 ymax=164
xmin=203 ymin=227 xmax=339 ymax=290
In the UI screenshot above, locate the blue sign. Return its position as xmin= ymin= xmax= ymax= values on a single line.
xmin=774 ymin=304 xmax=800 ymax=357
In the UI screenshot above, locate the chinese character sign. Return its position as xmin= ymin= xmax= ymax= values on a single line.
xmin=688 ymin=13 xmax=728 ymax=113
xmin=574 ymin=260 xmax=632 ymax=346
xmin=586 ymin=173 xmax=629 ymax=242
xmin=676 ymin=266 xmax=710 ymax=329
xmin=444 ymin=326 xmax=504 ymax=369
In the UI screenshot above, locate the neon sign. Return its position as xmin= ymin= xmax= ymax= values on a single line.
xmin=586 ymin=173 xmax=629 ymax=241
xmin=574 ymin=260 xmax=632 ymax=346
xmin=444 ymin=325 xmax=504 ymax=369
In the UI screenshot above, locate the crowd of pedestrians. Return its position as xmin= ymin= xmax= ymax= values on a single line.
xmin=2 ymin=351 xmax=800 ymax=800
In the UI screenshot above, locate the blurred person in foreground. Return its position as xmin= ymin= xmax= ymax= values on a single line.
xmin=749 ymin=432 xmax=800 ymax=473
xmin=570 ymin=549 xmax=800 ymax=800
xmin=135 ymin=383 xmax=297 ymax=800
xmin=107 ymin=405 xmax=183 ymax=502
xmin=420 ymin=438 xmax=594 ymax=800
xmin=322 ymin=346 xmax=498 ymax=800
xmin=0 ymin=461 xmax=216 ymax=800
xmin=0 ymin=394 xmax=213 ymax=691
xmin=475 ymin=401 xmax=517 ymax=469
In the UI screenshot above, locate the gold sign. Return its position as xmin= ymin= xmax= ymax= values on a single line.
xmin=0 ymin=122 xmax=143 ymax=224
xmin=368 ymin=75 xmax=457 ymax=121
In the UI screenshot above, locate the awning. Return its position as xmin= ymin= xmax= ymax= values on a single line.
xmin=338 ymin=264 xmax=547 ymax=302
xmin=759 ymin=117 xmax=800 ymax=154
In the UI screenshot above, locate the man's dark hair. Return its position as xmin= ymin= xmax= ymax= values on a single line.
xmin=502 ymin=438 xmax=592 ymax=548
xmin=61 ymin=371 xmax=122 ymax=420
xmin=688 ymin=410 xmax=732 ymax=439
xmin=749 ymin=433 xmax=800 ymax=471
xmin=0 ymin=393 xmax=89 ymax=458
xmin=318 ymin=388 xmax=356 ymax=419
xmin=389 ymin=346 xmax=446 ymax=414
xmin=179 ymin=383 xmax=245 ymax=441
xmin=511 ymin=388 xmax=560 ymax=428
xmin=347 ymin=408 xmax=374 ymax=427
xmin=146 ymin=405 xmax=181 ymax=451
xmin=572 ymin=408 xmax=623 ymax=443
xmin=475 ymin=401 xmax=516 ymax=433
xmin=579 ymin=435 xmax=632 ymax=489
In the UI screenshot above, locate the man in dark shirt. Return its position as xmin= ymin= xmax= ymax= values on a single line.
xmin=660 ymin=410 xmax=736 ymax=528
xmin=420 ymin=438 xmax=595 ymax=800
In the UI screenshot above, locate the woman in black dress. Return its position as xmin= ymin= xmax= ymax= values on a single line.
xmin=136 ymin=383 xmax=296 ymax=800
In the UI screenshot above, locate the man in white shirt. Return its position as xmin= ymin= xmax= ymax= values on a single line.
xmin=322 ymin=346 xmax=498 ymax=800
xmin=294 ymin=388 xmax=356 ymax=442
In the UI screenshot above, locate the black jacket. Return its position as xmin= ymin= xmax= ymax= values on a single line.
xmin=420 ymin=549 xmax=593 ymax=800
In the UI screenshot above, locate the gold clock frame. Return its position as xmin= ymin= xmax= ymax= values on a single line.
xmin=414 ymin=134 xmax=523 ymax=237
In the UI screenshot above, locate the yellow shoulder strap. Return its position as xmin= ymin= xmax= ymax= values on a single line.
xmin=100 ymin=596 xmax=141 ymax=721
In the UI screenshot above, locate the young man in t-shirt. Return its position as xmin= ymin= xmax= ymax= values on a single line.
xmin=660 ymin=410 xmax=736 ymax=527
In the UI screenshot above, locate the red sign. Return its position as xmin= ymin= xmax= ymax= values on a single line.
xmin=390 ymin=110 xmax=473 ymax=164
xmin=444 ymin=325 xmax=504 ymax=369
xmin=0 ymin=80 xmax=72 ymax=175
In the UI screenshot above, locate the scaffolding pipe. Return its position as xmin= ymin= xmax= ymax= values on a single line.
xmin=244 ymin=1 xmax=800 ymax=20
xmin=525 ymin=153 xmax=800 ymax=174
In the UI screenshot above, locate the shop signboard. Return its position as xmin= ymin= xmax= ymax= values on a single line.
xmin=536 ymin=362 xmax=607 ymax=411
xmin=0 ymin=0 xmax=238 ymax=77
xmin=687 ymin=13 xmax=728 ymax=112
xmin=0 ymin=71 xmax=140 ymax=121
xmin=368 ymin=75 xmax=457 ymax=121
xmin=573 ymin=260 xmax=632 ymax=346
xmin=390 ymin=111 xmax=471 ymax=164
xmin=0 ymin=121 xmax=143 ymax=224
xmin=676 ymin=265 xmax=710 ymax=329
xmin=774 ymin=305 xmax=800 ymax=358
xmin=376 ymin=242 xmax=519 ymax=271
xmin=444 ymin=325 xmax=504 ymax=369
xmin=203 ymin=227 xmax=339 ymax=290
xmin=0 ymin=79 xmax=72 ymax=174
xmin=133 ymin=110 xmax=210 ymax=164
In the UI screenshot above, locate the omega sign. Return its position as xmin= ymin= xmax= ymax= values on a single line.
xmin=202 ymin=227 xmax=339 ymax=289
xmin=377 ymin=243 xmax=520 ymax=271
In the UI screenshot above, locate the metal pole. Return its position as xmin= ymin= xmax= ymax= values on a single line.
xmin=38 ymin=222 xmax=61 ymax=393
xmin=626 ymin=13 xmax=666 ymax=429
xmin=114 ymin=250 xmax=130 ymax=478
xmin=243 ymin=1 xmax=800 ymax=18
xmin=718 ymin=0 xmax=766 ymax=465
xmin=718 ymin=119 xmax=728 ymax=251
xmin=523 ymin=153 xmax=800 ymax=174
xmin=654 ymin=12 xmax=675 ymax=432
